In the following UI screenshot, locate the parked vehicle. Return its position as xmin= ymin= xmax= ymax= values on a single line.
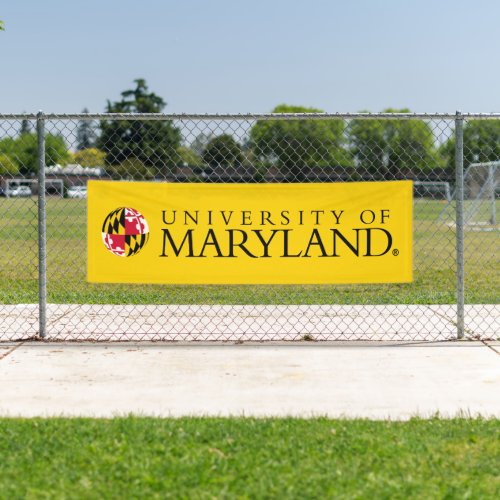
xmin=67 ymin=185 xmax=87 ymax=199
xmin=7 ymin=185 xmax=32 ymax=197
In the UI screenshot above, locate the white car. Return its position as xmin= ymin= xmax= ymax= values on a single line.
xmin=67 ymin=186 xmax=87 ymax=199
xmin=7 ymin=185 xmax=32 ymax=197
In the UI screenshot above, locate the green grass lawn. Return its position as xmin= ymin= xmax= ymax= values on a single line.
xmin=0 ymin=198 xmax=498 ymax=305
xmin=0 ymin=417 xmax=498 ymax=498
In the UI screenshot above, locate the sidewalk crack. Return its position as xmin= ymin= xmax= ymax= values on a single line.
xmin=0 ymin=342 xmax=24 ymax=362
xmin=483 ymin=341 xmax=500 ymax=356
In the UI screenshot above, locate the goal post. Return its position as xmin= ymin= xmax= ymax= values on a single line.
xmin=464 ymin=161 xmax=498 ymax=226
xmin=438 ymin=161 xmax=499 ymax=227
xmin=413 ymin=181 xmax=452 ymax=201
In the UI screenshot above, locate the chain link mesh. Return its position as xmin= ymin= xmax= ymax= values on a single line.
xmin=0 ymin=113 xmax=498 ymax=341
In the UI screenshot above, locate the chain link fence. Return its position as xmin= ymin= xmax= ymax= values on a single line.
xmin=0 ymin=112 xmax=498 ymax=341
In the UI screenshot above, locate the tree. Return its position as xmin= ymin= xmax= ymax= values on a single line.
xmin=249 ymin=104 xmax=351 ymax=180
xmin=349 ymin=115 xmax=385 ymax=174
xmin=0 ymin=20 xmax=4 ymax=31
xmin=177 ymin=146 xmax=203 ymax=167
xmin=97 ymin=79 xmax=181 ymax=177
xmin=0 ymin=153 xmax=19 ymax=175
xmin=202 ymin=134 xmax=243 ymax=170
xmin=440 ymin=120 xmax=500 ymax=171
xmin=106 ymin=158 xmax=155 ymax=180
xmin=350 ymin=109 xmax=439 ymax=178
xmin=73 ymin=147 xmax=106 ymax=167
xmin=0 ymin=133 xmax=71 ymax=174
xmin=76 ymin=108 xmax=97 ymax=150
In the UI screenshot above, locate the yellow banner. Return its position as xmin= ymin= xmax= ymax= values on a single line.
xmin=87 ymin=181 xmax=413 ymax=284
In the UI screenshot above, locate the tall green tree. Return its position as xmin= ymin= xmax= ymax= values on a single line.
xmin=440 ymin=120 xmax=500 ymax=171
xmin=97 ymin=79 xmax=181 ymax=178
xmin=76 ymin=108 xmax=97 ymax=150
xmin=349 ymin=115 xmax=385 ymax=174
xmin=350 ymin=109 xmax=440 ymax=177
xmin=249 ymin=105 xmax=350 ymax=181
xmin=73 ymin=147 xmax=106 ymax=167
xmin=0 ymin=153 xmax=19 ymax=175
xmin=0 ymin=134 xmax=71 ymax=174
xmin=177 ymin=146 xmax=203 ymax=167
xmin=202 ymin=134 xmax=243 ymax=170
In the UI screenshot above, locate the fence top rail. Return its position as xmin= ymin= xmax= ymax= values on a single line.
xmin=3 ymin=111 xmax=500 ymax=121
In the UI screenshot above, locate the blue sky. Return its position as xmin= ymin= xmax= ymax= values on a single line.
xmin=2 ymin=0 xmax=500 ymax=114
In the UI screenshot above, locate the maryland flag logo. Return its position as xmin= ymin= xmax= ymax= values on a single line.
xmin=102 ymin=207 xmax=149 ymax=257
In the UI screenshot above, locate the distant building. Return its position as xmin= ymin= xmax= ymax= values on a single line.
xmin=46 ymin=164 xmax=109 ymax=188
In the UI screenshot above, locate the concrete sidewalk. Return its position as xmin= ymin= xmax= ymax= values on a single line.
xmin=1 ymin=342 xmax=499 ymax=419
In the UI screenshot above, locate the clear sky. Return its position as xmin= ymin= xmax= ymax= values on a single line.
xmin=2 ymin=0 xmax=500 ymax=114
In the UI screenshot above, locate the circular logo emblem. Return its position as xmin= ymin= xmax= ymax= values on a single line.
xmin=102 ymin=207 xmax=149 ymax=257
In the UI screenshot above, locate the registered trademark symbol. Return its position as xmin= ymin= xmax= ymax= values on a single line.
xmin=392 ymin=249 xmax=399 ymax=256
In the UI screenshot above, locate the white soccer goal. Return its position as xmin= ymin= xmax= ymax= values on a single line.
xmin=45 ymin=179 xmax=64 ymax=197
xmin=439 ymin=161 xmax=499 ymax=228
xmin=463 ymin=161 xmax=498 ymax=226
xmin=414 ymin=181 xmax=452 ymax=201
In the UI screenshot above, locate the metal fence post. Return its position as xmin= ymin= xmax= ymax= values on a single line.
xmin=37 ymin=111 xmax=47 ymax=338
xmin=455 ymin=111 xmax=465 ymax=340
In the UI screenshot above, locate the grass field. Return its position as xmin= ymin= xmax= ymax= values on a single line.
xmin=0 ymin=417 xmax=498 ymax=498
xmin=0 ymin=197 xmax=498 ymax=305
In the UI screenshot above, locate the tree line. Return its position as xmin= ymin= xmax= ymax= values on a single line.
xmin=2 ymin=79 xmax=500 ymax=180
